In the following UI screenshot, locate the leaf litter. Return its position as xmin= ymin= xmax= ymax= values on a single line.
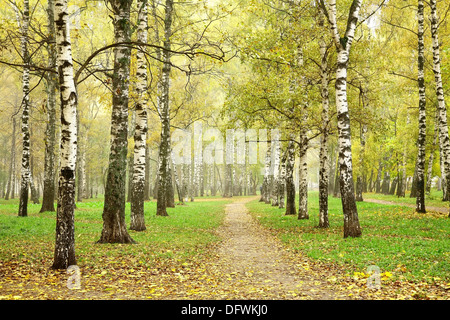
xmin=0 ymin=197 xmax=448 ymax=300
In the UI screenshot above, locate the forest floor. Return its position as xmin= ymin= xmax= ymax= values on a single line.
xmin=184 ymin=196 xmax=345 ymax=299
xmin=0 ymin=195 xmax=448 ymax=300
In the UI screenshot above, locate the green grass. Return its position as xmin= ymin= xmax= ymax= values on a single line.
xmin=246 ymin=192 xmax=450 ymax=283
xmin=0 ymin=198 xmax=230 ymax=269
xmin=364 ymin=189 xmax=450 ymax=209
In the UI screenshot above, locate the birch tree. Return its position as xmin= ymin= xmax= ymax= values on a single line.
xmin=278 ymin=150 xmax=286 ymax=209
xmin=156 ymin=0 xmax=174 ymax=216
xmin=130 ymin=0 xmax=149 ymax=231
xmin=415 ymin=0 xmax=426 ymax=213
xmin=5 ymin=116 xmax=16 ymax=201
xmin=318 ymin=0 xmax=362 ymax=237
xmin=298 ymin=131 xmax=309 ymax=220
xmin=430 ymin=0 xmax=450 ymax=216
xmin=98 ymin=0 xmax=135 ymax=243
xmin=51 ymin=0 xmax=78 ymax=269
xmin=318 ymin=16 xmax=331 ymax=227
xmin=271 ymin=130 xmax=280 ymax=206
xmin=40 ymin=0 xmax=57 ymax=213
xmin=284 ymin=137 xmax=296 ymax=215
xmin=15 ymin=0 xmax=31 ymax=217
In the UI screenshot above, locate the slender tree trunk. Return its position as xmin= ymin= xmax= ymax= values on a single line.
xmin=389 ymin=177 xmax=398 ymax=195
xmin=261 ymin=140 xmax=271 ymax=202
xmin=17 ymin=0 xmax=31 ymax=217
xmin=51 ymin=0 xmax=78 ymax=269
xmin=130 ymin=0 xmax=148 ymax=231
xmin=144 ymin=146 xmax=151 ymax=200
xmin=171 ymin=151 xmax=183 ymax=204
xmin=430 ymin=0 xmax=450 ymax=216
xmin=29 ymin=149 xmax=39 ymax=204
xmin=318 ymin=25 xmax=330 ymax=227
xmin=285 ymin=138 xmax=296 ymax=215
xmin=271 ymin=131 xmax=280 ymax=206
xmin=278 ymin=150 xmax=286 ymax=209
xmin=5 ymin=117 xmax=17 ymax=201
xmin=126 ymin=110 xmax=135 ymax=203
xmin=410 ymin=160 xmax=418 ymax=197
xmin=319 ymin=0 xmax=362 ymax=237
xmin=399 ymin=141 xmax=407 ymax=197
xmin=156 ymin=0 xmax=174 ymax=216
xmin=98 ymin=0 xmax=136 ymax=243
xmin=426 ymin=116 xmax=438 ymax=194
xmin=415 ymin=0 xmax=426 ymax=213
xmin=165 ymin=153 xmax=175 ymax=207
xmin=298 ymin=134 xmax=308 ymax=220
xmin=356 ymin=119 xmax=367 ymax=202
xmin=77 ymin=133 xmax=86 ymax=202
xmin=440 ymin=147 xmax=448 ymax=200
xmin=40 ymin=0 xmax=57 ymax=212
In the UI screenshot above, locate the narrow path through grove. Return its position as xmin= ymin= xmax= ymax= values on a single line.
xmin=209 ymin=196 xmax=346 ymax=299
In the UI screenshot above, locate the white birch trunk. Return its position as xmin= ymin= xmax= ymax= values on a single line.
xmin=156 ymin=0 xmax=174 ymax=215
xmin=52 ymin=0 xmax=78 ymax=269
xmin=298 ymin=134 xmax=308 ymax=219
xmin=430 ymin=0 xmax=450 ymax=214
xmin=318 ymin=23 xmax=330 ymax=227
xmin=271 ymin=133 xmax=280 ymax=206
xmin=130 ymin=0 xmax=149 ymax=231
xmin=285 ymin=137 xmax=296 ymax=215
xmin=16 ymin=0 xmax=31 ymax=217
xmin=278 ymin=150 xmax=286 ymax=209
xmin=319 ymin=0 xmax=362 ymax=237
xmin=415 ymin=0 xmax=427 ymax=213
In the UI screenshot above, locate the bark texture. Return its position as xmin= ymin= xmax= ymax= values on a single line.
xmin=298 ymin=132 xmax=308 ymax=220
xmin=319 ymin=0 xmax=362 ymax=237
xmin=98 ymin=0 xmax=135 ymax=243
xmin=430 ymin=0 xmax=450 ymax=216
xmin=17 ymin=0 xmax=31 ymax=217
xmin=52 ymin=0 xmax=78 ymax=269
xmin=318 ymin=23 xmax=330 ymax=227
xmin=130 ymin=0 xmax=149 ymax=231
xmin=156 ymin=0 xmax=174 ymax=216
xmin=284 ymin=138 xmax=296 ymax=215
xmin=40 ymin=0 xmax=57 ymax=213
xmin=415 ymin=0 xmax=426 ymax=213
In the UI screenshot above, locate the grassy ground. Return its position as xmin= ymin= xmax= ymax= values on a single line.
xmin=363 ymin=189 xmax=449 ymax=208
xmin=246 ymin=192 xmax=450 ymax=284
xmin=1 ymin=194 xmax=448 ymax=299
xmin=0 ymin=197 xmax=230 ymax=272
